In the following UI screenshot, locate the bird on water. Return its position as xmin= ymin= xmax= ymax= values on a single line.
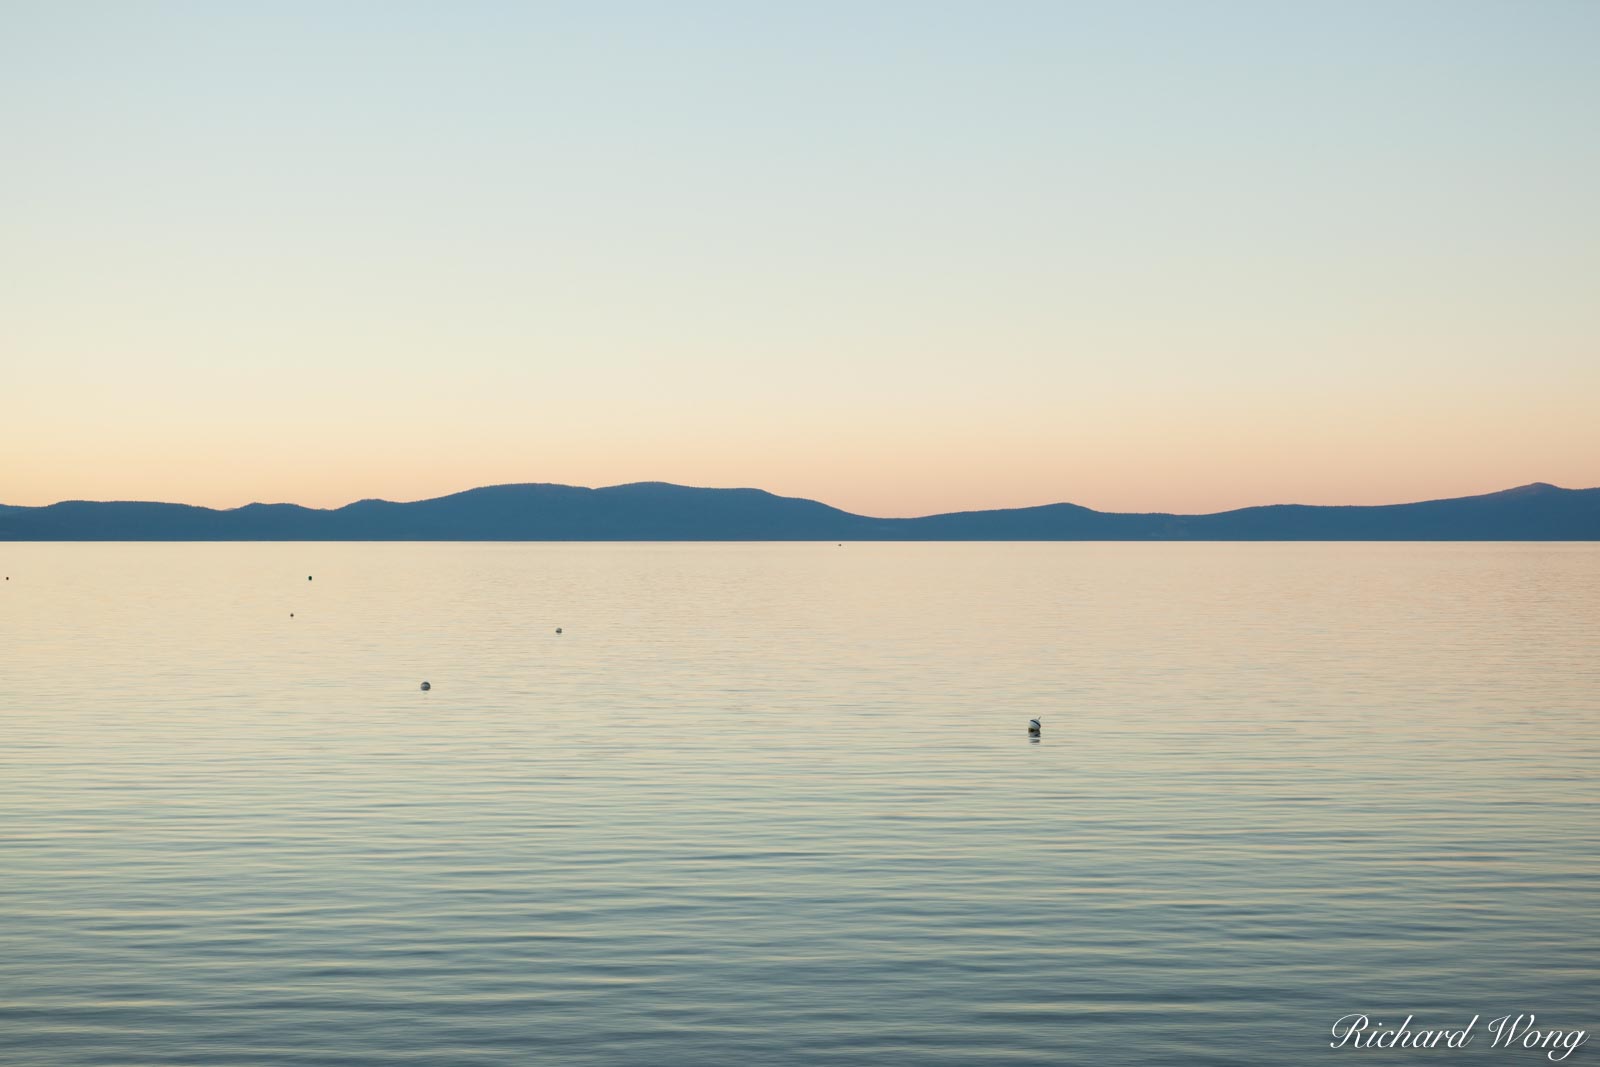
xmin=1028 ymin=718 xmax=1041 ymax=735
xmin=420 ymin=681 xmax=432 ymax=692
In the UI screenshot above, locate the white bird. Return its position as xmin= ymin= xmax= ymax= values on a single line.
xmin=1028 ymin=718 xmax=1041 ymax=735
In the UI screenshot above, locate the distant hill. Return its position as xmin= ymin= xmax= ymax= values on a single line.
xmin=0 ymin=481 xmax=1596 ymax=541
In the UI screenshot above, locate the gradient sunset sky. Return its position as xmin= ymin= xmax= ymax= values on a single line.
xmin=4 ymin=2 xmax=1597 ymax=517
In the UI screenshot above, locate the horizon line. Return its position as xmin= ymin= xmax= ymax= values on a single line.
xmin=6 ymin=479 xmax=1593 ymax=522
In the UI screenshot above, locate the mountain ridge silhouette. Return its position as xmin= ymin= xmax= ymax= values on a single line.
xmin=1 ymin=481 xmax=1596 ymax=540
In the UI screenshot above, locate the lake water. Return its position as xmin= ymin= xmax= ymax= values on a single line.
xmin=2 ymin=542 xmax=1597 ymax=1065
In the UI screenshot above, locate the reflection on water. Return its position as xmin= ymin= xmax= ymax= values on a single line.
xmin=1 ymin=542 xmax=1597 ymax=1065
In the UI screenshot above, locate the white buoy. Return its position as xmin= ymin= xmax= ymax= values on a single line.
xmin=420 ymin=681 xmax=431 ymax=691
xmin=1028 ymin=718 xmax=1041 ymax=735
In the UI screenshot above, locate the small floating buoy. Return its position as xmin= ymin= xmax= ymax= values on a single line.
xmin=307 ymin=575 xmax=313 ymax=581
xmin=289 ymin=613 xmax=294 ymax=617
xmin=420 ymin=681 xmax=431 ymax=691
xmin=1028 ymin=718 xmax=1041 ymax=735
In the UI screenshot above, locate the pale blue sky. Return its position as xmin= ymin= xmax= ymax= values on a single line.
xmin=4 ymin=2 xmax=1596 ymax=514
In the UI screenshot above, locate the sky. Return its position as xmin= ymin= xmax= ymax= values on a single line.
xmin=3 ymin=1 xmax=1597 ymax=518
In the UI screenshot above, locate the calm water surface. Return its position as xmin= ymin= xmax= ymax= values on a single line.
xmin=2 ymin=543 xmax=1597 ymax=1065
